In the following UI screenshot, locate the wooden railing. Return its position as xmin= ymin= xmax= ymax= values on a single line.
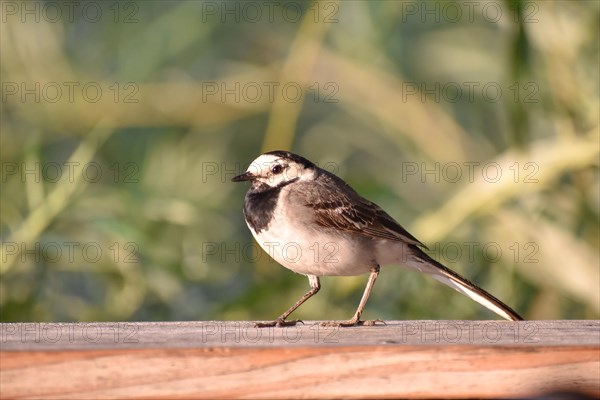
xmin=1 ymin=320 xmax=598 ymax=398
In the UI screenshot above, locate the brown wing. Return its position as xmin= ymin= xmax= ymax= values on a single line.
xmin=300 ymin=173 xmax=427 ymax=248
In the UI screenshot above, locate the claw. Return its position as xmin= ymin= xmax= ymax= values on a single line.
xmin=360 ymin=319 xmax=386 ymax=326
xmin=255 ymin=318 xmax=303 ymax=328
xmin=320 ymin=319 xmax=358 ymax=327
xmin=319 ymin=319 xmax=386 ymax=327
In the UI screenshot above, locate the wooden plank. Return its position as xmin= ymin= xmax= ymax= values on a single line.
xmin=1 ymin=320 xmax=598 ymax=350
xmin=1 ymin=321 xmax=599 ymax=399
xmin=1 ymin=346 xmax=598 ymax=399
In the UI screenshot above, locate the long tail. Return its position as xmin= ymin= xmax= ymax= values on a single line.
xmin=407 ymin=245 xmax=524 ymax=321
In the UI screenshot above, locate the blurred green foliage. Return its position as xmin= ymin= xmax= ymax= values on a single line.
xmin=1 ymin=0 xmax=598 ymax=323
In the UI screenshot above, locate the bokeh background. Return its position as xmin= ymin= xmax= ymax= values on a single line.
xmin=1 ymin=0 xmax=598 ymax=323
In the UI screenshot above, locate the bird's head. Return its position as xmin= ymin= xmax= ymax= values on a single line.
xmin=232 ymin=150 xmax=316 ymax=190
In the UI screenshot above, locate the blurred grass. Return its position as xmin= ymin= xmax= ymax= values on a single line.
xmin=261 ymin=0 xmax=339 ymax=151
xmin=1 ymin=0 xmax=598 ymax=322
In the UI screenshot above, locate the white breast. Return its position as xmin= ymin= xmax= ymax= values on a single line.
xmin=248 ymin=194 xmax=374 ymax=277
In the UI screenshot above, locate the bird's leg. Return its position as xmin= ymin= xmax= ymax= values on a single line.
xmin=321 ymin=265 xmax=383 ymax=327
xmin=255 ymin=275 xmax=321 ymax=327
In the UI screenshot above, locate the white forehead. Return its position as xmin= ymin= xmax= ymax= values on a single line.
xmin=246 ymin=154 xmax=285 ymax=174
xmin=245 ymin=153 xmax=315 ymax=181
xmin=251 ymin=154 xmax=281 ymax=168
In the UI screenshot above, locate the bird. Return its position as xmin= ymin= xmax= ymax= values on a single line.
xmin=232 ymin=150 xmax=524 ymax=327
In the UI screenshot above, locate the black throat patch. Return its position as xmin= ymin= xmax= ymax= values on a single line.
xmin=243 ymin=178 xmax=299 ymax=233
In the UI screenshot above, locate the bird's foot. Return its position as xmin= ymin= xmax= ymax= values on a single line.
xmin=255 ymin=318 xmax=303 ymax=328
xmin=360 ymin=319 xmax=386 ymax=326
xmin=319 ymin=318 xmax=386 ymax=327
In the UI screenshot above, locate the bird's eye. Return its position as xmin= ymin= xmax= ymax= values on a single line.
xmin=271 ymin=164 xmax=283 ymax=174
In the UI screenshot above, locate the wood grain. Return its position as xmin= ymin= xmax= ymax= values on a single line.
xmin=1 ymin=321 xmax=599 ymax=399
